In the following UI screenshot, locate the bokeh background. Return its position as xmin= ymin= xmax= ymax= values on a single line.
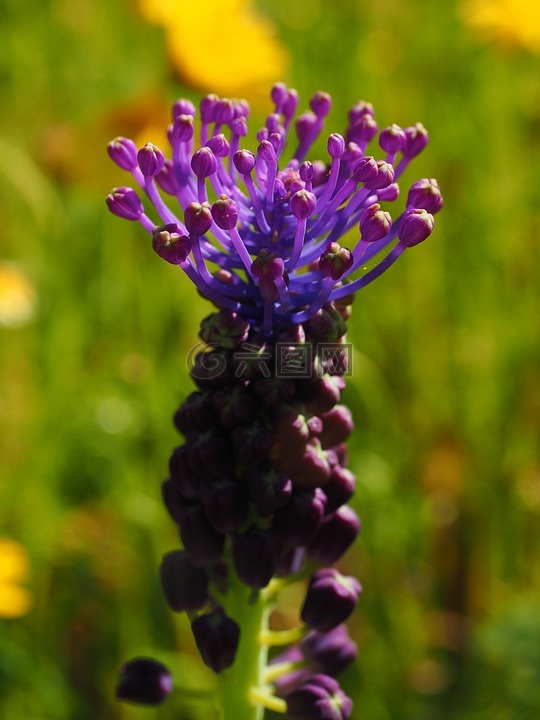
xmin=1 ymin=0 xmax=539 ymax=718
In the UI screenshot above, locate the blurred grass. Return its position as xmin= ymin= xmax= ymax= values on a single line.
xmin=0 ymin=0 xmax=539 ymax=718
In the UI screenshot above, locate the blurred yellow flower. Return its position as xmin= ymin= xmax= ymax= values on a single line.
xmin=139 ymin=0 xmax=289 ymax=102
xmin=0 ymin=263 xmax=37 ymax=328
xmin=461 ymin=0 xmax=540 ymax=53
xmin=0 ymin=538 xmax=32 ymax=618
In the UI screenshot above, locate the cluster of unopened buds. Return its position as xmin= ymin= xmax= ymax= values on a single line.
xmin=107 ymin=82 xmax=442 ymax=719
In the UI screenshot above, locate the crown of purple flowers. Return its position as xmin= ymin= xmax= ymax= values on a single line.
xmin=106 ymin=84 xmax=442 ymax=335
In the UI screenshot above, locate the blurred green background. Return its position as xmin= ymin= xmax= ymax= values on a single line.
xmin=1 ymin=0 xmax=539 ymax=718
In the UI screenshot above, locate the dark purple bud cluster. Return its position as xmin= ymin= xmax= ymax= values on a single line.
xmin=145 ymin=304 xmax=358 ymax=713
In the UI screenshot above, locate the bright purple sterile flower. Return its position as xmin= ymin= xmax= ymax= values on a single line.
xmin=301 ymin=568 xmax=362 ymax=632
xmin=116 ymin=657 xmax=172 ymax=706
xmin=106 ymin=83 xmax=440 ymax=720
xmin=106 ymin=83 xmax=440 ymax=336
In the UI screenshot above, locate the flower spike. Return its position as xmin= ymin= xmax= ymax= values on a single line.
xmin=108 ymin=83 xmax=440 ymax=720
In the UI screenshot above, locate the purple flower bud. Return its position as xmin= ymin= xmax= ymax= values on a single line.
xmin=363 ymin=160 xmax=395 ymax=190
xmin=271 ymin=82 xmax=289 ymax=109
xmin=191 ymin=147 xmax=217 ymax=178
xmin=346 ymin=114 xmax=378 ymax=146
xmin=190 ymin=350 xmax=231 ymax=389
xmin=199 ymin=309 xmax=249 ymax=349
xmin=212 ymin=385 xmax=259 ymax=427
xmin=206 ymin=133 xmax=230 ymax=158
xmin=273 ymin=488 xmax=327 ymax=545
xmin=307 ymin=505 xmax=361 ymax=564
xmin=152 ymin=224 xmax=191 ymax=264
xmin=300 ymin=161 xmax=314 ymax=183
xmin=308 ymin=307 xmax=346 ymax=343
xmin=106 ymin=186 xmax=144 ymax=220
xmin=107 ymin=137 xmax=138 ymax=171
xmin=301 ymin=568 xmax=362 ymax=632
xmin=233 ymin=98 xmax=250 ymax=118
xmin=403 ymin=122 xmax=429 ymax=157
xmin=258 ymin=139 xmax=277 ymax=163
xmin=191 ymin=608 xmax=240 ymax=673
xmin=407 ymin=178 xmax=443 ymax=214
xmin=283 ymin=88 xmax=299 ymax=120
xmin=231 ymin=115 xmax=248 ymax=137
xmin=184 ymin=202 xmax=213 ymax=236
xmin=244 ymin=464 xmax=292 ymax=516
xmin=187 ymin=428 xmax=234 ymax=477
xmin=116 ymin=657 xmax=172 ymax=706
xmin=301 ymin=625 xmax=358 ymax=677
xmin=200 ymin=93 xmax=219 ymax=123
xmin=214 ymin=98 xmax=234 ymax=125
xmin=348 ymin=100 xmax=374 ymax=124
xmin=179 ymin=502 xmax=225 ymax=566
xmin=318 ymin=242 xmax=353 ymax=281
xmin=359 ymin=203 xmax=392 ymax=243
xmin=286 ymin=674 xmax=353 ymax=720
xmin=290 ymin=189 xmax=317 ymax=220
xmin=211 ymin=195 xmax=238 ymax=230
xmin=296 ymin=112 xmax=318 ymax=142
xmin=155 ymin=159 xmax=178 ymax=195
xmin=137 ymin=143 xmax=165 ymax=177
xmin=173 ymin=391 xmax=215 ymax=435
xmin=172 ymin=98 xmax=196 ymax=119
xmin=311 ymin=160 xmax=328 ymax=187
xmin=379 ymin=123 xmax=407 ymax=154
xmin=168 ymin=445 xmax=200 ymax=498
xmin=266 ymin=113 xmax=282 ymax=133
xmin=232 ymin=420 xmax=273 ymax=464
xmin=319 ymin=405 xmax=354 ymax=448
xmin=252 ymin=375 xmax=296 ymax=409
xmin=270 ymin=132 xmax=283 ymax=152
xmin=159 ymin=550 xmax=208 ymax=611
xmin=299 ymin=375 xmax=343 ymax=415
xmin=352 ymin=155 xmax=379 ymax=183
xmin=377 ymin=182 xmax=400 ymax=202
xmin=399 ymin=207 xmax=435 ymax=247
xmin=172 ymin=114 xmax=195 ymax=143
xmin=310 ymin=91 xmax=331 ymax=118
xmin=251 ymin=248 xmax=284 ymax=280
xmin=232 ymin=527 xmax=278 ymax=588
xmin=161 ymin=478 xmax=185 ymax=525
xmin=257 ymin=127 xmax=269 ymax=142
xmin=323 ymin=466 xmax=356 ymax=513
xmin=200 ymin=477 xmax=249 ymax=532
xmin=327 ymin=133 xmax=345 ymax=158
xmin=278 ymin=437 xmax=332 ymax=489
xmin=233 ymin=148 xmax=256 ymax=175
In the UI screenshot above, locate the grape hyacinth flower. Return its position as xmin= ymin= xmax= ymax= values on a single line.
xmin=107 ymin=83 xmax=441 ymax=719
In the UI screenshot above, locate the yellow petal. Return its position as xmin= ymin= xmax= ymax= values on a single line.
xmin=139 ymin=0 xmax=289 ymax=101
xmin=0 ymin=264 xmax=37 ymax=328
xmin=0 ymin=583 xmax=33 ymax=618
xmin=461 ymin=0 xmax=540 ymax=53
xmin=0 ymin=539 xmax=30 ymax=583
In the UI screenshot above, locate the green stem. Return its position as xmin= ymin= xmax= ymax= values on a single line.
xmin=219 ymin=565 xmax=274 ymax=720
